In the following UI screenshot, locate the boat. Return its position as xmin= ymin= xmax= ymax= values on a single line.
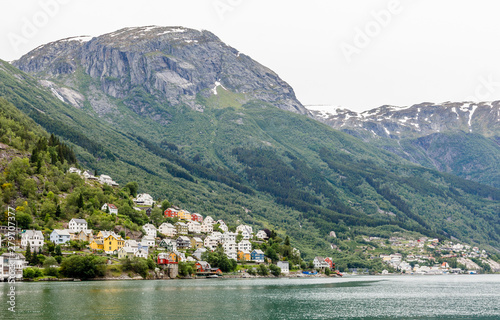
xmin=206 ymin=274 xmax=219 ymax=278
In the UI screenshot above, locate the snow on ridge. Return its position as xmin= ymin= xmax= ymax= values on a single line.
xmin=459 ymin=103 xmax=471 ymax=112
xmin=50 ymin=88 xmax=64 ymax=102
xmin=468 ymin=104 xmax=478 ymax=130
xmin=59 ymin=36 xmax=93 ymax=43
xmin=451 ymin=107 xmax=459 ymax=119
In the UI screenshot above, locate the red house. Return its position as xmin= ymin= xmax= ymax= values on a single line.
xmin=324 ymin=257 xmax=334 ymax=270
xmin=164 ymin=208 xmax=179 ymax=218
xmin=195 ymin=261 xmax=211 ymax=273
xmin=191 ymin=213 xmax=203 ymax=223
xmin=157 ymin=253 xmax=178 ymax=265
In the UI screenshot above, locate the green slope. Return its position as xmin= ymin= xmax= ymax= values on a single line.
xmin=1 ymin=59 xmax=499 ymax=259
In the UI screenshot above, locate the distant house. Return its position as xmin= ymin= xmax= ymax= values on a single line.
xmin=135 ymin=248 xmax=148 ymax=259
xmin=21 ymin=230 xmax=44 ymax=252
xmin=159 ymin=238 xmax=177 ymax=252
xmin=90 ymin=231 xmax=124 ymax=254
xmin=225 ymin=251 xmax=237 ymax=261
xmin=236 ymin=224 xmax=253 ymax=235
xmin=50 ymin=229 xmax=71 ymax=245
xmin=101 ymin=203 xmax=118 ymax=215
xmin=223 ymin=241 xmax=237 ymax=253
xmin=237 ymin=250 xmax=251 ymax=261
xmin=277 ymin=261 xmax=289 ymax=274
xmin=133 ymin=193 xmax=154 ymax=206
xmin=142 ymin=224 xmax=157 ymax=238
xmin=0 ymin=253 xmax=27 ymax=281
xmin=176 ymin=236 xmax=191 ymax=249
xmin=187 ymin=221 xmax=201 ymax=234
xmin=158 ymin=223 xmax=176 ymax=237
xmin=178 ymin=210 xmax=191 ymax=221
xmin=190 ymin=237 xmax=204 ymax=249
xmin=82 ymin=170 xmax=97 ymax=180
xmin=141 ymin=235 xmax=156 ymax=248
xmin=157 ymin=252 xmax=178 ymax=265
xmin=191 ymin=213 xmax=203 ymax=223
xmin=118 ymin=247 xmax=135 ymax=260
xmin=256 ymin=230 xmax=268 ymax=240
xmin=99 ymin=174 xmax=119 ymax=186
xmin=238 ymin=240 xmax=252 ymax=252
xmin=164 ymin=208 xmax=179 ymax=218
xmin=68 ymin=218 xmax=88 ymax=232
xmin=196 ymin=261 xmax=211 ymax=273
xmin=222 ymin=232 xmax=237 ymax=243
xmin=76 ymin=230 xmax=94 ymax=243
xmin=204 ymin=236 xmax=218 ymax=251
xmin=68 ymin=167 xmax=81 ymax=175
xmin=251 ymin=249 xmax=265 ymax=263
xmin=313 ymin=257 xmax=330 ymax=270
xmin=124 ymin=240 xmax=140 ymax=253
xmin=175 ymin=222 xmax=188 ymax=235
xmin=324 ymin=257 xmax=334 ymax=270
xmin=203 ymin=216 xmax=215 ymax=225
xmin=200 ymin=223 xmax=213 ymax=234
xmin=145 ymin=208 xmax=153 ymax=217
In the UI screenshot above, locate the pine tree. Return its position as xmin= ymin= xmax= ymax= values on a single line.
xmin=77 ymin=193 xmax=84 ymax=208
xmin=25 ymin=242 xmax=32 ymax=263
xmin=55 ymin=205 xmax=62 ymax=217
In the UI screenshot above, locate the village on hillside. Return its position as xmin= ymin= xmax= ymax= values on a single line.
xmin=1 ymin=168 xmax=498 ymax=281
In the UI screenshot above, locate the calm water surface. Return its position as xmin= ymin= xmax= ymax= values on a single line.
xmin=1 ymin=275 xmax=499 ymax=319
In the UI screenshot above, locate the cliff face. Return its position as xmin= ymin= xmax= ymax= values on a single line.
xmin=14 ymin=26 xmax=307 ymax=116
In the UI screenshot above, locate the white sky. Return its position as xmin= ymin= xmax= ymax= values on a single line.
xmin=2 ymin=0 xmax=500 ymax=113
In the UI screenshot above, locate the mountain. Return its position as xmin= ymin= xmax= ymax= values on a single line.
xmin=3 ymin=26 xmax=500 ymax=260
xmin=309 ymin=103 xmax=500 ymax=188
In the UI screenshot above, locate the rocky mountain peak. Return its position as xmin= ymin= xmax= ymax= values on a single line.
xmin=13 ymin=26 xmax=308 ymax=115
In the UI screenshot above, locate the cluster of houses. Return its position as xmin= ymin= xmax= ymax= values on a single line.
xmin=68 ymin=167 xmax=119 ymax=186
xmin=379 ymin=239 xmax=500 ymax=274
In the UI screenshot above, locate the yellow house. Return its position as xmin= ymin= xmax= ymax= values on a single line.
xmin=168 ymin=252 xmax=177 ymax=262
xmin=103 ymin=234 xmax=125 ymax=254
xmin=237 ymin=250 xmax=251 ymax=261
xmin=178 ymin=210 xmax=191 ymax=221
xmin=89 ymin=240 xmax=104 ymax=251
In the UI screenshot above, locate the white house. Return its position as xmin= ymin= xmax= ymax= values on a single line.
xmin=236 ymin=224 xmax=253 ymax=235
xmin=50 ymin=229 xmax=71 ymax=245
xmin=218 ymin=224 xmax=229 ymax=233
xmin=99 ymin=174 xmax=118 ymax=186
xmin=68 ymin=167 xmax=81 ymax=175
xmin=118 ymin=247 xmax=135 ymax=259
xmin=256 ymin=230 xmax=268 ymax=240
xmin=203 ymin=216 xmax=215 ymax=225
xmin=142 ymin=224 xmax=157 ymax=238
xmin=277 ymin=261 xmax=289 ymax=274
xmin=225 ymin=250 xmax=237 ymax=261
xmin=313 ymin=257 xmax=330 ymax=269
xmin=101 ymin=203 xmax=118 ymax=215
xmin=223 ymin=241 xmax=237 ymax=252
xmin=141 ymin=235 xmax=156 ymax=248
xmin=21 ymin=230 xmax=44 ymax=252
xmin=204 ymin=236 xmax=218 ymax=251
xmin=68 ymin=218 xmax=88 ymax=232
xmin=0 ymin=253 xmax=27 ymax=281
xmin=124 ymin=240 xmax=140 ymax=253
xmin=187 ymin=221 xmax=201 ymax=234
xmin=238 ymin=240 xmax=252 ymax=252
xmin=135 ymin=248 xmax=148 ymax=259
xmin=133 ymin=193 xmax=154 ymax=206
xmin=158 ymin=223 xmax=176 ymax=237
xmin=222 ymin=232 xmax=237 ymax=243
xmin=240 ymin=229 xmax=251 ymax=240
xmin=82 ymin=170 xmax=97 ymax=180
xmin=200 ymin=223 xmax=213 ymax=234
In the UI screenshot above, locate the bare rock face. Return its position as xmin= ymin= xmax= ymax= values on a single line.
xmin=14 ymin=26 xmax=308 ymax=116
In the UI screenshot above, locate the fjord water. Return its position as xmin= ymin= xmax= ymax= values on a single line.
xmin=2 ymin=275 xmax=499 ymax=319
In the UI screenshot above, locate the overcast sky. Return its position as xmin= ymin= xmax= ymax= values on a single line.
xmin=2 ymin=0 xmax=500 ymax=112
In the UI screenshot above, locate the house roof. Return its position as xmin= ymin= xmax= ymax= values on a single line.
xmin=22 ymin=230 xmax=43 ymax=238
xmin=192 ymin=237 xmax=203 ymax=242
xmin=52 ymin=229 xmax=71 ymax=236
xmin=177 ymin=236 xmax=190 ymax=241
xmin=143 ymin=223 xmax=157 ymax=230
xmin=252 ymin=249 xmax=264 ymax=254
xmin=160 ymin=223 xmax=174 ymax=228
xmin=70 ymin=218 xmax=87 ymax=224
xmin=104 ymin=203 xmax=118 ymax=209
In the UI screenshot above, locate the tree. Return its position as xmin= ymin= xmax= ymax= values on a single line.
xmin=325 ymin=267 xmax=331 ymax=276
xmin=25 ymin=242 xmax=32 ymax=263
xmin=60 ymin=255 xmax=106 ymax=279
xmin=265 ymin=247 xmax=279 ymax=263
xmin=55 ymin=204 xmax=62 ymax=218
xmin=43 ymin=257 xmax=59 ymax=277
xmin=55 ymin=245 xmax=62 ymax=256
xmin=77 ymin=193 xmax=84 ymax=208
xmin=161 ymin=200 xmax=171 ymax=212
xmin=269 ymin=264 xmax=281 ymax=277
xmin=125 ymin=181 xmax=138 ymax=197
xmin=257 ymin=264 xmax=269 ymax=276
